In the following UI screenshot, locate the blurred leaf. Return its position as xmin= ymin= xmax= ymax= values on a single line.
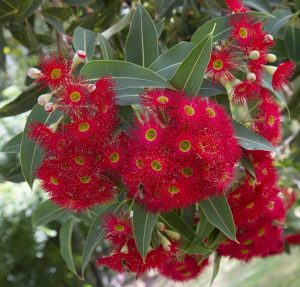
xmin=210 ymin=253 xmax=222 ymax=286
xmin=3 ymin=166 xmax=24 ymax=183
xmin=125 ymin=3 xmax=158 ymax=67
xmin=171 ymin=27 xmax=214 ymax=96
xmin=81 ymin=201 xmax=127 ymax=277
xmin=20 ymin=105 xmax=61 ymax=188
xmin=285 ymin=24 xmax=300 ymax=63
xmin=199 ymin=196 xmax=237 ymax=241
xmin=42 ymin=7 xmax=73 ymax=33
xmin=0 ymin=0 xmax=18 ymax=23
xmin=243 ymin=0 xmax=272 ymax=13
xmin=64 ymin=0 xmax=93 ymax=5
xmin=261 ymin=72 xmax=286 ymax=104
xmin=295 ymin=0 xmax=300 ymax=10
xmin=0 ymin=25 xmax=6 ymax=71
xmin=98 ymin=34 xmax=113 ymax=60
xmin=132 ymin=203 xmax=158 ymax=261
xmin=73 ymin=27 xmax=97 ymax=60
xmin=80 ymin=60 xmax=170 ymax=105
xmin=233 ymin=120 xmax=275 ymax=151
xmin=264 ymin=8 xmax=293 ymax=34
xmin=60 ymin=217 xmax=79 ymax=277
xmin=240 ymin=156 xmax=256 ymax=180
xmin=17 ymin=0 xmax=42 ymax=22
xmin=101 ymin=10 xmax=133 ymax=39
xmin=154 ymin=0 xmax=183 ymax=17
xmin=0 ymin=85 xmax=43 ymax=118
xmin=32 ymin=200 xmax=66 ymax=227
xmin=1 ymin=132 xmax=22 ymax=153
xmin=155 ymin=18 xmax=164 ymax=38
xmin=199 ymin=79 xmax=226 ymax=97
xmin=149 ymin=41 xmax=195 ymax=80
xmin=159 ymin=211 xmax=195 ymax=242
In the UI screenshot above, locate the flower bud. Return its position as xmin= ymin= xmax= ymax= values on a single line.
xmin=264 ymin=34 xmax=273 ymax=44
xmin=157 ymin=222 xmax=165 ymax=232
xmin=164 ymin=229 xmax=180 ymax=241
xmin=247 ymin=72 xmax=256 ymax=82
xmin=45 ymin=102 xmax=55 ymax=113
xmin=120 ymin=243 xmax=129 ymax=254
xmin=37 ymin=93 xmax=52 ymax=106
xmin=28 ymin=68 xmax=43 ymax=79
xmin=158 ymin=232 xmax=171 ymax=252
xmin=72 ymin=50 xmax=87 ymax=67
xmin=265 ymin=53 xmax=277 ymax=63
xmin=249 ymin=50 xmax=260 ymax=60
xmin=263 ymin=65 xmax=277 ymax=76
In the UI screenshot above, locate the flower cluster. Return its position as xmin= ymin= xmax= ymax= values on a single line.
xmin=122 ymin=89 xmax=240 ymax=212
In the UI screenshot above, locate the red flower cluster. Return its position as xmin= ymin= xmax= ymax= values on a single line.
xmin=218 ymin=151 xmax=286 ymax=261
xmin=122 ymin=89 xmax=240 ymax=212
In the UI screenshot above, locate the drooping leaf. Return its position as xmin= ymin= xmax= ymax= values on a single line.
xmin=171 ymin=27 xmax=214 ymax=96
xmin=264 ymin=8 xmax=293 ymax=34
xmin=20 ymin=105 xmax=61 ymax=188
xmin=233 ymin=120 xmax=275 ymax=152
xmin=32 ymin=200 xmax=66 ymax=227
xmin=73 ymin=27 xmax=96 ymax=60
xmin=80 ymin=60 xmax=170 ymax=105
xmin=101 ymin=10 xmax=133 ymax=39
xmin=210 ymin=253 xmax=222 ymax=286
xmin=199 ymin=196 xmax=237 ymax=241
xmin=192 ymin=209 xmax=215 ymax=244
xmin=125 ymin=3 xmax=158 ymax=67
xmin=3 ymin=166 xmax=24 ymax=183
xmin=98 ymin=34 xmax=113 ymax=60
xmin=148 ymin=42 xmax=195 ymax=80
xmin=60 ymin=217 xmax=80 ymax=277
xmin=1 ymin=133 xmax=22 ymax=153
xmin=285 ymin=24 xmax=300 ymax=63
xmin=132 ymin=203 xmax=158 ymax=261
xmin=0 ymin=85 xmax=44 ymax=118
xmin=243 ymin=0 xmax=272 ymax=13
xmin=42 ymin=7 xmax=73 ymax=33
xmin=81 ymin=201 xmax=128 ymax=277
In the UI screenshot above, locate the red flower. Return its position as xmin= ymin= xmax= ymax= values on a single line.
xmin=272 ymin=60 xmax=295 ymax=90
xmin=231 ymin=81 xmax=260 ymax=103
xmin=285 ymin=234 xmax=300 ymax=245
xmin=224 ymin=0 xmax=248 ymax=13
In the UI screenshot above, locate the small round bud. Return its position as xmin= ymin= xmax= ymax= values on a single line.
xmin=247 ymin=72 xmax=256 ymax=82
xmin=45 ymin=102 xmax=55 ymax=113
xmin=157 ymin=222 xmax=165 ymax=232
xmin=249 ymin=50 xmax=260 ymax=60
xmin=165 ymin=229 xmax=181 ymax=241
xmin=265 ymin=53 xmax=277 ymax=63
xmin=263 ymin=65 xmax=277 ymax=76
xmin=28 ymin=68 xmax=42 ymax=79
xmin=37 ymin=93 xmax=52 ymax=106
xmin=264 ymin=34 xmax=273 ymax=44
xmin=72 ymin=50 xmax=87 ymax=66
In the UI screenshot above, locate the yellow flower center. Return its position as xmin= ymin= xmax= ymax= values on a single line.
xmin=157 ymin=95 xmax=169 ymax=104
xmin=241 ymin=249 xmax=249 ymax=254
xmin=109 ymin=152 xmax=120 ymax=163
xmin=212 ymin=59 xmax=223 ymax=70
xmin=168 ymin=185 xmax=180 ymax=194
xmin=50 ymin=68 xmax=62 ymax=79
xmin=184 ymin=105 xmax=195 ymax=116
xmin=70 ymin=91 xmax=81 ymax=102
xmin=78 ymin=122 xmax=90 ymax=132
xmin=268 ymin=115 xmax=275 ymax=126
xmin=145 ymin=128 xmax=157 ymax=141
xmin=114 ymin=224 xmax=125 ymax=232
xmin=206 ymin=107 xmax=216 ymax=117
xmin=151 ymin=160 xmax=162 ymax=171
xmin=80 ymin=176 xmax=91 ymax=183
xmin=50 ymin=176 xmax=59 ymax=185
xmin=179 ymin=140 xmax=191 ymax=152
xmin=244 ymin=239 xmax=253 ymax=246
xmin=75 ymin=156 xmax=85 ymax=165
xmin=246 ymin=202 xmax=254 ymax=209
xmin=181 ymin=167 xmax=193 ymax=177
xmin=135 ymin=159 xmax=144 ymax=169
xmin=258 ymin=227 xmax=265 ymax=236
xmin=239 ymin=27 xmax=248 ymax=38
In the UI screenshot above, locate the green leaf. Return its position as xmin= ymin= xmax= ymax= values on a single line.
xmin=191 ymin=12 xmax=272 ymax=44
xmin=264 ymin=8 xmax=293 ymax=34
xmin=64 ymin=0 xmax=93 ymax=5
xmin=32 ymin=200 xmax=66 ymax=227
xmin=193 ymin=210 xmax=215 ymax=243
xmin=243 ymin=0 xmax=272 ymax=13
xmin=210 ymin=253 xmax=222 ymax=286
xmin=148 ymin=42 xmax=195 ymax=80
xmin=199 ymin=79 xmax=226 ymax=97
xmin=0 ymin=25 xmax=6 ymax=71
xmin=81 ymin=201 xmax=127 ymax=277
xmin=199 ymin=196 xmax=236 ymax=241
xmin=1 ymin=133 xmax=22 ymax=153
xmin=80 ymin=60 xmax=170 ymax=105
xmin=101 ymin=10 xmax=133 ymax=39
xmin=155 ymin=18 xmax=164 ymax=38
xmin=0 ymin=85 xmax=44 ymax=118
xmin=233 ymin=120 xmax=275 ymax=152
xmin=171 ymin=28 xmax=214 ymax=96
xmin=0 ymin=0 xmax=18 ymax=23
xmin=20 ymin=105 xmax=61 ymax=188
xmin=262 ymin=72 xmax=286 ymax=104
xmin=17 ymin=0 xmax=43 ymax=22
xmin=125 ymin=3 xmax=158 ymax=67
xmin=73 ymin=27 xmax=96 ymax=60
xmin=285 ymin=24 xmax=300 ymax=63
xmin=240 ymin=156 xmax=256 ymax=180
xmin=132 ymin=203 xmax=158 ymax=261
xmin=4 ymin=166 xmax=24 ymax=183
xmin=60 ymin=217 xmax=79 ymax=277
xmin=159 ymin=211 xmax=195 ymax=242
xmin=42 ymin=7 xmax=73 ymax=33
xmin=98 ymin=34 xmax=113 ymax=60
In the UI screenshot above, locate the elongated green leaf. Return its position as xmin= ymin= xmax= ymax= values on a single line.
xmin=193 ymin=210 xmax=215 ymax=244
xmin=32 ymin=200 xmax=66 ymax=227
xmin=0 ymin=0 xmax=17 ymax=23
xmin=148 ymin=42 xmax=195 ymax=80
xmin=233 ymin=120 xmax=275 ymax=151
xmin=64 ymin=0 xmax=93 ymax=5
xmin=210 ymin=253 xmax=222 ymax=286
xmin=171 ymin=28 xmax=214 ymax=96
xmin=81 ymin=201 xmax=127 ymax=277
xmin=17 ymin=0 xmax=43 ymax=22
xmin=20 ymin=105 xmax=61 ymax=188
xmin=60 ymin=217 xmax=79 ymax=277
xmin=125 ymin=3 xmax=158 ymax=67
xmin=80 ymin=60 xmax=170 ymax=105
xmin=240 ymin=156 xmax=256 ymax=180
xmin=132 ymin=203 xmax=158 ymax=261
xmin=98 ymin=34 xmax=113 ymax=60
xmin=243 ymin=0 xmax=271 ymax=13
xmin=4 ymin=166 xmax=24 ymax=183
xmin=0 ymin=85 xmax=43 ymax=118
xmin=73 ymin=27 xmax=96 ymax=60
xmin=264 ymin=8 xmax=293 ymax=34
xmin=262 ymin=72 xmax=286 ymax=104
xmin=159 ymin=211 xmax=195 ymax=242
xmin=101 ymin=10 xmax=133 ymax=39
xmin=42 ymin=7 xmax=72 ymax=33
xmin=1 ymin=133 xmax=22 ymax=153
xmin=285 ymin=24 xmax=300 ymax=63
xmin=199 ymin=196 xmax=236 ymax=241
xmin=191 ymin=12 xmax=271 ymax=44
xmin=199 ymin=79 xmax=226 ymax=97
xmin=155 ymin=18 xmax=164 ymax=38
